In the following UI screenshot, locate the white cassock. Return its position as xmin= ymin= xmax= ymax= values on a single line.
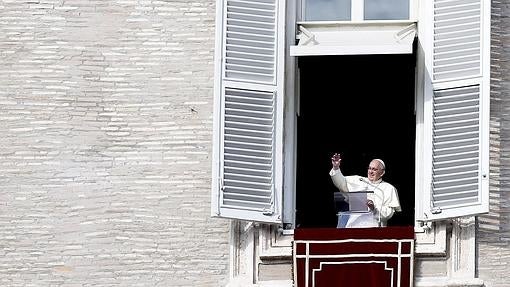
xmin=330 ymin=169 xmax=402 ymax=227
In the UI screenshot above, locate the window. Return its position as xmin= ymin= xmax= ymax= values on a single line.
xmin=295 ymin=54 xmax=416 ymax=228
xmin=211 ymin=0 xmax=490 ymax=227
xmin=364 ymin=0 xmax=409 ymax=20
xmin=304 ymin=0 xmax=351 ymax=21
xmin=302 ymin=0 xmax=412 ymax=22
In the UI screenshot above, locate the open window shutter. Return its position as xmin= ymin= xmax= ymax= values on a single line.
xmin=422 ymin=0 xmax=490 ymax=220
xmin=211 ymin=0 xmax=285 ymax=223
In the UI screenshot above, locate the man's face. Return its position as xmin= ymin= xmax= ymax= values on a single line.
xmin=367 ymin=160 xmax=384 ymax=182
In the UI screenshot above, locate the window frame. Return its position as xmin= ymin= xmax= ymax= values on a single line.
xmin=282 ymin=0 xmax=490 ymax=229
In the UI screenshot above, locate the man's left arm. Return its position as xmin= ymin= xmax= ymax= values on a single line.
xmin=374 ymin=184 xmax=401 ymax=222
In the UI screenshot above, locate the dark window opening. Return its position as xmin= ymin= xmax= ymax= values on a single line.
xmin=295 ymin=54 xmax=416 ymax=228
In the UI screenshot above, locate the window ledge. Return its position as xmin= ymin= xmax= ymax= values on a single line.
xmin=226 ymin=278 xmax=293 ymax=287
xmin=257 ymin=280 xmax=293 ymax=287
xmin=415 ymin=277 xmax=484 ymax=287
xmin=259 ymin=246 xmax=292 ymax=262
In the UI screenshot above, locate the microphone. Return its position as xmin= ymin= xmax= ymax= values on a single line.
xmin=359 ymin=177 xmax=382 ymax=191
xmin=359 ymin=177 xmax=378 ymax=186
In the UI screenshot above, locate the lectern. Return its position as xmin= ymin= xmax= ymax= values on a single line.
xmin=336 ymin=190 xmax=378 ymax=228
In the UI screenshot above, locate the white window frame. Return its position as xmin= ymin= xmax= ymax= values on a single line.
xmin=282 ymin=0 xmax=490 ymax=238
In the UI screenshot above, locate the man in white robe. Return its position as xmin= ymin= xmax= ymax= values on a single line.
xmin=330 ymin=153 xmax=401 ymax=227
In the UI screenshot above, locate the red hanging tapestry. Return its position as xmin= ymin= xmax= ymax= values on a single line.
xmin=293 ymin=226 xmax=414 ymax=287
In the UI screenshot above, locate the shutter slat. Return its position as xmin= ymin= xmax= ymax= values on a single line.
xmin=229 ymin=0 xmax=275 ymax=9
xmin=224 ymin=179 xmax=272 ymax=190
xmin=225 ymin=71 xmax=274 ymax=82
xmin=227 ymin=10 xmax=275 ymax=21
xmin=224 ymin=159 xmax=272 ymax=170
xmin=434 ymin=55 xmax=479 ymax=67
xmin=226 ymin=57 xmax=275 ymax=68
xmin=225 ymin=146 xmax=272 ymax=158
xmin=228 ymin=24 xmax=274 ymax=36
xmin=434 ymin=34 xmax=479 ymax=47
xmin=226 ymin=114 xmax=273 ymax=125
xmin=433 ymin=42 xmax=479 ymax=55
xmin=225 ymin=122 xmax=273 ymax=132
xmin=434 ymin=0 xmax=479 ymax=8
xmin=223 ymin=193 xmax=271 ymax=203
xmin=225 ymin=153 xmax=272 ymax=164
xmin=433 ymin=192 xmax=478 ymax=206
xmin=433 ymin=61 xmax=480 ymax=73
xmin=225 ymin=127 xmax=273 ymax=139
xmin=434 ymin=171 xmax=478 ymax=181
xmin=433 ymin=151 xmax=478 ymax=162
xmin=225 ymin=134 xmax=271 ymax=145
xmin=227 ymin=51 xmax=274 ymax=62
xmin=434 ymin=120 xmax=478 ymax=130
xmin=433 ymin=164 xmax=478 ymax=176
xmin=225 ymin=63 xmax=274 ymax=74
xmin=222 ymin=199 xmax=270 ymax=209
xmin=434 ymin=22 xmax=479 ymax=34
xmin=225 ymin=166 xmax=271 ymax=177
xmin=223 ymin=186 xmax=271 ymax=199
xmin=434 ymin=139 xmax=479 ymax=152
xmin=225 ymin=101 xmax=274 ymax=112
xmin=434 ymin=8 xmax=480 ymax=19
xmin=226 ymin=42 xmax=274 ymax=53
xmin=434 ymin=28 xmax=480 ymax=40
xmin=433 ymin=144 xmax=478 ymax=156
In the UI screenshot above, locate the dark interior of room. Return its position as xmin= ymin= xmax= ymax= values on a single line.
xmin=295 ymin=54 xmax=416 ymax=228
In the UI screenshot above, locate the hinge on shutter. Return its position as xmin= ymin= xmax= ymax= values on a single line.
xmin=262 ymin=199 xmax=274 ymax=216
xmin=431 ymin=206 xmax=442 ymax=214
xmin=262 ymin=209 xmax=274 ymax=216
xmin=262 ymin=184 xmax=276 ymax=216
xmin=430 ymin=182 xmax=442 ymax=214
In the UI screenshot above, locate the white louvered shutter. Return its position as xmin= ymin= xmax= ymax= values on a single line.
xmin=422 ymin=0 xmax=490 ymax=220
xmin=211 ymin=0 xmax=285 ymax=223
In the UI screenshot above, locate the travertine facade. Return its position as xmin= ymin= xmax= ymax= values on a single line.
xmin=0 ymin=1 xmax=229 ymax=286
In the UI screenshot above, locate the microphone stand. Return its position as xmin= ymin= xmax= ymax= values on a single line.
xmin=359 ymin=177 xmax=384 ymax=227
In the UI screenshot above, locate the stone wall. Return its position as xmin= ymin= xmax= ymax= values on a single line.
xmin=478 ymin=1 xmax=510 ymax=286
xmin=0 ymin=0 xmax=229 ymax=286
